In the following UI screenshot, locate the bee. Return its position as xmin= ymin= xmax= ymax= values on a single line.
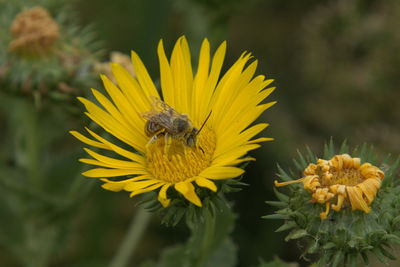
xmin=142 ymin=96 xmax=211 ymax=154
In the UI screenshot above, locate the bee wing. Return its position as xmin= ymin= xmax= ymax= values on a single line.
xmin=141 ymin=109 xmax=159 ymax=120
xmin=148 ymin=112 xmax=177 ymax=133
xmin=149 ymin=96 xmax=181 ymax=117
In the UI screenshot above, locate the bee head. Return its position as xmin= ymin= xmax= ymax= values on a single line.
xmin=186 ymin=128 xmax=198 ymax=147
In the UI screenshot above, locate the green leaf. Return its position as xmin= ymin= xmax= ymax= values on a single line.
xmin=349 ymin=254 xmax=358 ymax=267
xmin=373 ymin=247 xmax=389 ymax=265
xmin=275 ymin=221 xmax=296 ymax=233
xmin=306 ymin=146 xmax=317 ymax=163
xmin=379 ymin=246 xmax=396 ymax=260
xmin=262 ymin=214 xmax=290 ymax=220
xmin=323 ymin=138 xmax=335 ymax=159
xmin=386 ymin=234 xmax=400 ymax=245
xmin=296 ymin=149 xmax=308 ymax=169
xmin=285 ymin=229 xmax=307 ymax=241
xmin=339 ymin=139 xmax=348 ymax=154
xmin=323 ymin=242 xmax=336 ymax=250
xmin=276 ymin=164 xmax=292 ymax=182
xmin=332 ymin=251 xmax=343 ymax=267
xmin=265 ymin=201 xmax=287 ymax=208
xmin=361 ymin=252 xmax=369 ymax=265
xmin=273 ymin=188 xmax=289 ymax=202
xmin=307 ymin=239 xmax=319 ymax=254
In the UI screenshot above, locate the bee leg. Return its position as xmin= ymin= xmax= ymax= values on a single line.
xmin=145 ymin=135 xmax=158 ymax=151
xmin=164 ymin=133 xmax=172 ymax=156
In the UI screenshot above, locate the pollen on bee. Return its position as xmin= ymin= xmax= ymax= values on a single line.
xmin=146 ymin=127 xmax=216 ymax=183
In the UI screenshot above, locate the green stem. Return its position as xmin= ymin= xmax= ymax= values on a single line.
xmin=194 ymin=209 xmax=216 ymax=267
xmin=109 ymin=206 xmax=152 ymax=267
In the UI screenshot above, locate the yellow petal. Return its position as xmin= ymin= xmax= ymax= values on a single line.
xmin=195 ymin=177 xmax=217 ymax=192
xmin=101 ymin=176 xmax=150 ymax=192
xmin=216 ymin=123 xmax=268 ymax=154
xmin=69 ymin=131 xmax=109 ymax=150
xmin=346 ymin=186 xmax=371 ymax=213
xmin=175 ymin=181 xmax=202 ymax=207
xmin=124 ymin=180 xmax=161 ymax=191
xmin=111 ymin=63 xmax=151 ymax=113
xmin=199 ymin=166 xmax=244 ymax=180
xmin=82 ymin=167 xmax=148 ymax=178
xmin=157 ymin=40 xmax=175 ymax=107
xmin=78 ymin=97 xmax=145 ymax=152
xmin=214 ymin=143 xmax=260 ymax=161
xmin=211 ymin=53 xmax=252 ymax=127
xmin=85 ymin=128 xmax=145 ymax=163
xmin=84 ymin=147 xmax=145 ymax=167
xmin=131 ymin=50 xmax=160 ymax=100
xmin=158 ymin=183 xmax=172 ymax=208
xmin=100 ymin=75 xmax=147 ymax=140
xmin=79 ymin=158 xmax=116 ymax=168
xmin=198 ymin=41 xmax=226 ymax=122
xmin=170 ymin=36 xmax=193 ymax=113
xmin=192 ymin=38 xmax=210 ymax=121
xmin=91 ymin=88 xmax=129 ymax=130
xmin=130 ymin=183 xmax=163 ymax=198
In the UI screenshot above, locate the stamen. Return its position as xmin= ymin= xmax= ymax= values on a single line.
xmin=320 ymin=202 xmax=330 ymax=219
xmin=146 ymin=127 xmax=216 ymax=183
xmin=274 ymin=178 xmax=305 ymax=187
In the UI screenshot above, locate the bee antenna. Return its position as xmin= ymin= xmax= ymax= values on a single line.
xmin=196 ymin=110 xmax=212 ymax=136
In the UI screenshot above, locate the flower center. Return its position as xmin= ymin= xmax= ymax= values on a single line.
xmin=146 ymin=127 xmax=216 ymax=183
xmin=320 ymin=168 xmax=365 ymax=187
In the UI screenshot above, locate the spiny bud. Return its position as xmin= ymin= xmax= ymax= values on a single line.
xmin=93 ymin=51 xmax=136 ymax=84
xmin=9 ymin=7 xmax=59 ymax=56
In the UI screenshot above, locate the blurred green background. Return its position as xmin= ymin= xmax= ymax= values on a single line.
xmin=1 ymin=0 xmax=400 ymax=266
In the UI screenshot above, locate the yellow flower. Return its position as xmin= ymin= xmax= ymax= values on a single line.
xmin=70 ymin=36 xmax=275 ymax=207
xmin=275 ymin=154 xmax=384 ymax=219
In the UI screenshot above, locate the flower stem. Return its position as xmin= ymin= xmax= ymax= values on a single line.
xmin=109 ymin=206 xmax=152 ymax=267
xmin=194 ymin=209 xmax=216 ymax=267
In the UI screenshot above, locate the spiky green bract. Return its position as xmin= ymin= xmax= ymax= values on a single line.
xmin=265 ymin=140 xmax=400 ymax=267
xmin=139 ymin=177 xmax=246 ymax=227
xmin=0 ymin=0 xmax=103 ymax=108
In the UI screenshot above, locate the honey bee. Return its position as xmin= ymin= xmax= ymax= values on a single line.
xmin=142 ymin=97 xmax=211 ymax=153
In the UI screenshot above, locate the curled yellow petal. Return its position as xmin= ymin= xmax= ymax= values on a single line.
xmin=175 ymin=182 xmax=202 ymax=207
